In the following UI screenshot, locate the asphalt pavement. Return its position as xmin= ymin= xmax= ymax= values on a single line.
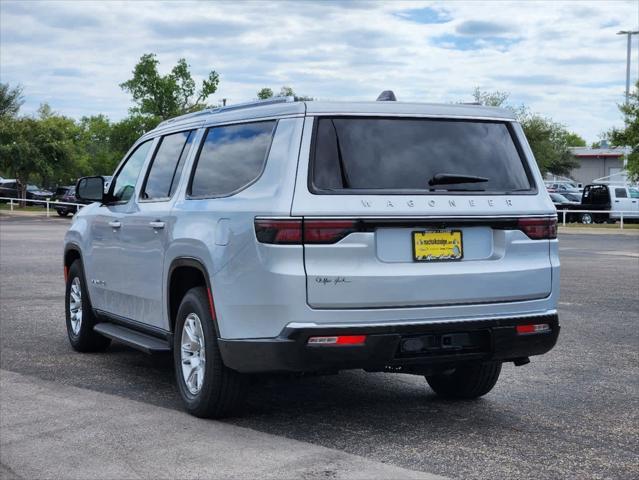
xmin=1 ymin=215 xmax=638 ymax=479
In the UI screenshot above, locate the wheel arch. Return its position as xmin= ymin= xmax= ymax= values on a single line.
xmin=63 ymin=244 xmax=96 ymax=310
xmin=167 ymin=257 xmax=219 ymax=336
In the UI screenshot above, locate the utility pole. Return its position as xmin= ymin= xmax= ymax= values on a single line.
xmin=617 ymin=30 xmax=639 ymax=104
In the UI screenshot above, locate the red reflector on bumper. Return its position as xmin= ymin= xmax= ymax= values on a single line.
xmin=516 ymin=323 xmax=550 ymax=335
xmin=307 ymin=335 xmax=367 ymax=346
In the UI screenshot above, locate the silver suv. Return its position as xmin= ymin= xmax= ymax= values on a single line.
xmin=65 ymin=95 xmax=560 ymax=417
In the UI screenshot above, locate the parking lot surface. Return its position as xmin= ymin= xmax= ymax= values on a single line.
xmin=1 ymin=216 xmax=638 ymax=479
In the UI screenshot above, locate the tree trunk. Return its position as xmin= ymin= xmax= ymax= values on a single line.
xmin=17 ymin=179 xmax=27 ymax=208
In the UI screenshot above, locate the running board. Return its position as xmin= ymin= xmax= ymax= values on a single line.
xmin=93 ymin=323 xmax=171 ymax=354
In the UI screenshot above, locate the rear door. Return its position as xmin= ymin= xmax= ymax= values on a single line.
xmin=612 ymin=187 xmax=638 ymax=219
xmin=292 ymin=116 xmax=554 ymax=309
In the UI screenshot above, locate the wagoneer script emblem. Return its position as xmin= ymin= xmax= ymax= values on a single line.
xmin=360 ymin=198 xmax=513 ymax=208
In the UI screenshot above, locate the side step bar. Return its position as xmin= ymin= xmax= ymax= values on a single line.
xmin=94 ymin=323 xmax=171 ymax=354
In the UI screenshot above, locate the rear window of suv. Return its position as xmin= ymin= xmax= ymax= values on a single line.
xmin=311 ymin=117 xmax=533 ymax=194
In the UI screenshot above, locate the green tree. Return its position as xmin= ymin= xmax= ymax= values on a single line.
xmin=0 ymin=107 xmax=77 ymax=201
xmin=471 ymin=88 xmax=580 ymax=175
xmin=564 ymin=132 xmax=587 ymax=147
xmin=472 ymin=87 xmax=509 ymax=107
xmin=0 ymin=83 xmax=24 ymax=118
xmin=76 ymin=115 xmax=118 ymax=176
xmin=111 ymin=114 xmax=161 ymax=161
xmin=608 ymin=80 xmax=639 ymax=180
xmin=257 ymin=86 xmax=313 ymax=101
xmin=257 ymin=88 xmax=273 ymax=99
xmin=120 ymin=53 xmax=219 ymax=120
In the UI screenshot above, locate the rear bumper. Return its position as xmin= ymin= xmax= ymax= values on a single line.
xmin=218 ymin=313 xmax=560 ymax=373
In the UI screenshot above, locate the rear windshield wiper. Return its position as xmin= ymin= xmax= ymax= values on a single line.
xmin=428 ymin=173 xmax=489 ymax=186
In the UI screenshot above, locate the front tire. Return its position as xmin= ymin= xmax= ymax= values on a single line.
xmin=173 ymin=287 xmax=246 ymax=418
xmin=426 ymin=361 xmax=502 ymax=399
xmin=65 ymin=260 xmax=111 ymax=352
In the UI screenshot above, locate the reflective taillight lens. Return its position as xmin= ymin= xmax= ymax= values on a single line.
xmin=304 ymin=220 xmax=357 ymax=244
xmin=255 ymin=219 xmax=359 ymax=244
xmin=516 ymin=323 xmax=550 ymax=335
xmin=254 ymin=219 xmax=302 ymax=244
xmin=307 ymin=335 xmax=367 ymax=345
xmin=517 ymin=218 xmax=557 ymax=240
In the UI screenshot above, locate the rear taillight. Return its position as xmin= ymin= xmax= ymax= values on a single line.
xmin=254 ymin=219 xmax=302 ymax=244
xmin=255 ymin=218 xmax=359 ymax=244
xmin=517 ymin=218 xmax=557 ymax=240
xmin=304 ymin=220 xmax=357 ymax=244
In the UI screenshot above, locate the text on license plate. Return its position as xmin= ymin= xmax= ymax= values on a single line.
xmin=412 ymin=230 xmax=463 ymax=262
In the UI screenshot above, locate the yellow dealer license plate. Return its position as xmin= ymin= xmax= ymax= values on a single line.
xmin=412 ymin=230 xmax=463 ymax=262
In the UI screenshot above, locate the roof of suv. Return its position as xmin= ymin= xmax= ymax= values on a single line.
xmin=147 ymin=98 xmax=517 ymax=137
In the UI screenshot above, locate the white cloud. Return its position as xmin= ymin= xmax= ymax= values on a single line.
xmin=0 ymin=0 xmax=637 ymax=142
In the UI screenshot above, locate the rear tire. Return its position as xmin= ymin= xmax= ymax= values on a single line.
xmin=57 ymin=209 xmax=69 ymax=217
xmin=65 ymin=260 xmax=111 ymax=352
xmin=580 ymin=213 xmax=593 ymax=224
xmin=426 ymin=361 xmax=502 ymax=399
xmin=173 ymin=286 xmax=246 ymax=418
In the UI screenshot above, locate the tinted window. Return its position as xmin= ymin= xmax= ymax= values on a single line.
xmin=614 ymin=188 xmax=628 ymax=198
xmin=583 ymin=185 xmax=609 ymax=205
xmin=630 ymin=188 xmax=639 ymax=198
xmin=111 ymin=140 xmax=153 ymax=202
xmin=190 ymin=121 xmax=276 ymax=198
xmin=312 ymin=118 xmax=532 ymax=193
xmin=142 ymin=130 xmax=194 ymax=200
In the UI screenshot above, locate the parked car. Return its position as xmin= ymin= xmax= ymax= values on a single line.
xmin=545 ymin=181 xmax=582 ymax=194
xmin=560 ymin=192 xmax=582 ymax=203
xmin=549 ymin=192 xmax=577 ymax=207
xmin=579 ymin=184 xmax=639 ymax=223
xmin=0 ymin=180 xmax=53 ymax=203
xmin=65 ymin=95 xmax=560 ymax=418
xmin=53 ymin=185 xmax=89 ymax=216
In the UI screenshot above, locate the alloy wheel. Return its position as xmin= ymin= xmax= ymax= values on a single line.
xmin=181 ymin=313 xmax=206 ymax=395
xmin=69 ymin=277 xmax=83 ymax=335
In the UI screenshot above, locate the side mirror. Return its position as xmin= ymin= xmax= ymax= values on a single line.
xmin=76 ymin=176 xmax=105 ymax=203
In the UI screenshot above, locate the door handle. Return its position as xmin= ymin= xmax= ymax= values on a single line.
xmin=108 ymin=221 xmax=121 ymax=229
xmin=614 ymin=200 xmax=620 ymax=203
xmin=149 ymin=221 xmax=165 ymax=229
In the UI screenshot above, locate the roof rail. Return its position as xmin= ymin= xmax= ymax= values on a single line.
xmin=157 ymin=96 xmax=295 ymax=128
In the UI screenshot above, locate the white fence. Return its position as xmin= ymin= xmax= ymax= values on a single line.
xmin=557 ymin=209 xmax=637 ymax=229
xmin=0 ymin=197 xmax=85 ymax=217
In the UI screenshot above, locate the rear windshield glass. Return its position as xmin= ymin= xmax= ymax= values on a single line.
xmin=311 ymin=117 xmax=533 ymax=194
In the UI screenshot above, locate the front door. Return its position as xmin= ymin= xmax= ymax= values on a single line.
xmin=86 ymin=139 xmax=155 ymax=319
xmin=118 ymin=130 xmax=196 ymax=329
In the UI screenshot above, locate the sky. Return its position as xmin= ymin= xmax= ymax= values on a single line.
xmin=1 ymin=0 xmax=638 ymax=143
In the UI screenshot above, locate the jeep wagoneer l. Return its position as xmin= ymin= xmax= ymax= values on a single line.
xmin=64 ymin=95 xmax=560 ymax=417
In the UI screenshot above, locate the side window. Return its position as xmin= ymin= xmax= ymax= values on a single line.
xmin=614 ymin=188 xmax=628 ymax=198
xmin=189 ymin=121 xmax=276 ymax=198
xmin=141 ymin=130 xmax=195 ymax=201
xmin=111 ymin=140 xmax=153 ymax=203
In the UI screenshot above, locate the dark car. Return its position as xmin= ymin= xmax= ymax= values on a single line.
xmin=53 ymin=185 xmax=88 ymax=216
xmin=0 ymin=180 xmax=53 ymax=203
xmin=549 ymin=193 xmax=579 ymax=223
